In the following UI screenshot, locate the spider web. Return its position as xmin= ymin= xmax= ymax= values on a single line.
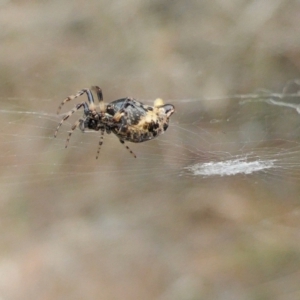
xmin=2 ymin=0 xmax=300 ymax=299
xmin=2 ymin=84 xmax=300 ymax=196
xmin=2 ymin=80 xmax=300 ymax=298
xmin=2 ymin=84 xmax=300 ymax=219
xmin=36 ymin=83 xmax=300 ymax=183
xmin=5 ymin=86 xmax=300 ymax=186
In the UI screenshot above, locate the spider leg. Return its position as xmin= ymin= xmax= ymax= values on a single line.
xmin=57 ymin=88 xmax=95 ymax=115
xmin=119 ymin=97 xmax=144 ymax=111
xmin=65 ymin=118 xmax=85 ymax=148
xmin=54 ymin=103 xmax=86 ymax=138
xmin=116 ymin=98 xmax=131 ymax=113
xmin=91 ymin=86 xmax=103 ymax=102
xmin=112 ymin=99 xmax=131 ymax=123
xmin=114 ymin=116 xmax=127 ymax=134
xmin=91 ymin=85 xmax=107 ymax=112
xmin=119 ymin=139 xmax=137 ymax=158
xmin=113 ymin=98 xmax=143 ymax=123
xmin=95 ymin=128 xmax=105 ymax=159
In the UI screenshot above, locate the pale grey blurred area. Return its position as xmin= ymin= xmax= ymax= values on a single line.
xmin=1 ymin=0 xmax=300 ymax=299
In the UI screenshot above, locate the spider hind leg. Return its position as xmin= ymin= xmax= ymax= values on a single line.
xmin=119 ymin=140 xmax=137 ymax=158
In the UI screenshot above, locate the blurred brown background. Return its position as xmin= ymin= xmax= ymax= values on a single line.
xmin=1 ymin=0 xmax=300 ymax=299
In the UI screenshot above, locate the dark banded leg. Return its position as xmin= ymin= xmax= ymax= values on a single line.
xmin=91 ymin=86 xmax=103 ymax=102
xmin=54 ymin=103 xmax=86 ymax=138
xmin=119 ymin=140 xmax=136 ymax=158
xmin=92 ymin=85 xmax=106 ymax=112
xmin=96 ymin=129 xmax=105 ymax=159
xmin=112 ymin=98 xmax=136 ymax=123
xmin=57 ymin=88 xmax=95 ymax=115
xmin=65 ymin=119 xmax=84 ymax=148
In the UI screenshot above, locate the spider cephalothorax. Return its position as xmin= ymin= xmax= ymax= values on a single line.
xmin=54 ymin=86 xmax=175 ymax=158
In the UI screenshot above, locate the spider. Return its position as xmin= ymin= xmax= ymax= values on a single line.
xmin=54 ymin=86 xmax=175 ymax=158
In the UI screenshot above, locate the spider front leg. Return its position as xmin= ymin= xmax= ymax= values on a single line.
xmin=91 ymin=86 xmax=103 ymax=102
xmin=57 ymin=88 xmax=96 ymax=115
xmin=54 ymin=102 xmax=88 ymax=138
xmin=65 ymin=118 xmax=85 ymax=148
xmin=91 ymin=86 xmax=107 ymax=113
